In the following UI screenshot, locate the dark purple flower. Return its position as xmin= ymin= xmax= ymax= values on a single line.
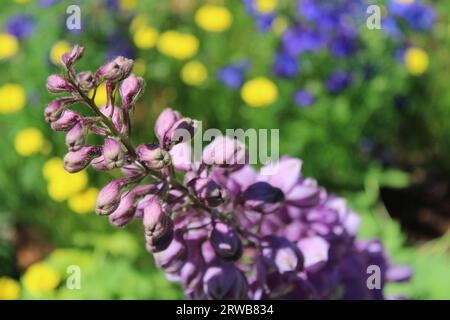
xmin=326 ymin=70 xmax=353 ymax=93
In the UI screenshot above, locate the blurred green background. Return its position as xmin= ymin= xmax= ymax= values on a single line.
xmin=0 ymin=0 xmax=449 ymax=299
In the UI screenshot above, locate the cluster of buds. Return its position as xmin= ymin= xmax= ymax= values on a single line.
xmin=45 ymin=45 xmax=411 ymax=300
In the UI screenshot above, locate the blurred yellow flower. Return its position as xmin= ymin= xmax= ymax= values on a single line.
xmin=23 ymin=263 xmax=60 ymax=294
xmin=157 ymin=31 xmax=199 ymax=60
xmin=0 ymin=277 xmax=20 ymax=300
xmin=133 ymin=58 xmax=147 ymax=76
xmin=43 ymin=157 xmax=88 ymax=202
xmin=0 ymin=83 xmax=26 ymax=114
xmin=241 ymin=77 xmax=278 ymax=107
xmin=405 ymin=47 xmax=429 ymax=76
xmin=119 ymin=0 xmax=137 ymax=11
xmin=68 ymin=187 xmax=98 ymax=214
xmin=133 ymin=26 xmax=159 ymax=49
xmin=50 ymin=40 xmax=71 ymax=65
xmin=255 ymin=0 xmax=277 ymax=13
xmin=195 ymin=5 xmax=233 ymax=32
xmin=0 ymin=33 xmax=19 ymax=60
xmin=394 ymin=0 xmax=413 ymax=4
xmin=92 ymin=82 xmax=108 ymax=107
xmin=13 ymin=0 xmax=31 ymax=3
xmin=130 ymin=14 xmax=149 ymax=33
xmin=181 ymin=61 xmax=208 ymax=86
xmin=15 ymin=128 xmax=45 ymax=157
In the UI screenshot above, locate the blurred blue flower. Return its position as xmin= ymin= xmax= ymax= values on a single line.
xmin=39 ymin=0 xmax=61 ymax=7
xmin=242 ymin=0 xmax=276 ymax=32
xmin=217 ymin=61 xmax=251 ymax=89
xmin=107 ymin=33 xmax=135 ymax=59
xmin=282 ymin=26 xmax=325 ymax=56
xmin=272 ymin=50 xmax=299 ymax=78
xmin=294 ymin=89 xmax=315 ymax=108
xmin=326 ymin=70 xmax=353 ymax=93
xmin=388 ymin=0 xmax=435 ymax=32
xmin=330 ymin=34 xmax=359 ymax=58
xmin=6 ymin=14 xmax=36 ymax=40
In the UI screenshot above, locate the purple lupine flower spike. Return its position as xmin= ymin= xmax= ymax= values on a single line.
xmin=43 ymin=44 xmax=411 ymax=300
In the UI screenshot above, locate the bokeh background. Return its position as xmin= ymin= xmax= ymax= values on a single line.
xmin=0 ymin=0 xmax=449 ymax=299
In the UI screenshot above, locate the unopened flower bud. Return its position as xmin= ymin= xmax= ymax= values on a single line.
xmin=261 ymin=236 xmax=304 ymax=274
xmin=203 ymin=263 xmax=248 ymax=300
xmin=165 ymin=118 xmax=196 ymax=147
xmin=44 ymin=98 xmax=74 ymax=123
xmin=46 ymin=75 xmax=74 ymax=93
xmin=153 ymin=230 xmax=188 ymax=273
xmin=143 ymin=196 xmax=174 ymax=253
xmin=103 ymin=137 xmax=125 ymax=169
xmin=51 ymin=110 xmax=80 ymax=131
xmin=137 ymin=144 xmax=171 ymax=169
xmin=120 ymin=75 xmax=144 ymax=108
xmin=242 ymin=182 xmax=284 ymax=214
xmin=109 ymin=190 xmax=136 ymax=227
xmin=121 ymin=162 xmax=146 ymax=178
xmin=90 ymin=155 xmax=110 ymax=171
xmin=155 ymin=108 xmax=181 ymax=145
xmin=202 ymin=135 xmax=247 ymax=169
xmin=188 ymin=178 xmax=224 ymax=207
xmin=63 ymin=146 xmax=101 ymax=173
xmin=76 ymin=71 xmax=96 ymax=90
xmin=65 ymin=122 xmax=86 ymax=151
xmin=95 ymin=56 xmax=133 ymax=82
xmin=61 ymin=44 xmax=84 ymax=69
xmin=96 ymin=179 xmax=124 ymax=216
xmin=210 ymin=223 xmax=242 ymax=261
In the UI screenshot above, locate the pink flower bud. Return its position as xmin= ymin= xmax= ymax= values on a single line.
xmin=121 ymin=162 xmax=146 ymax=178
xmin=91 ymin=155 xmax=110 ymax=171
xmin=155 ymin=108 xmax=181 ymax=144
xmin=44 ymin=98 xmax=74 ymax=123
xmin=210 ymin=222 xmax=242 ymax=261
xmin=169 ymin=143 xmax=192 ymax=171
xmin=165 ymin=118 xmax=196 ymax=148
xmin=76 ymin=71 xmax=96 ymax=90
xmin=109 ymin=190 xmax=137 ymax=227
xmin=137 ymin=144 xmax=171 ymax=169
xmin=46 ymin=75 xmax=74 ymax=93
xmin=99 ymin=105 xmax=122 ymax=131
xmin=120 ymin=75 xmax=144 ymax=108
xmin=65 ymin=122 xmax=86 ymax=151
xmin=188 ymin=178 xmax=224 ymax=207
xmin=202 ymin=135 xmax=247 ymax=168
xmin=50 ymin=110 xmax=80 ymax=131
xmin=63 ymin=146 xmax=101 ymax=173
xmin=96 ymin=179 xmax=124 ymax=215
xmin=95 ymin=56 xmax=133 ymax=82
xmin=61 ymin=44 xmax=84 ymax=69
xmin=143 ymin=196 xmax=174 ymax=253
xmin=103 ymin=137 xmax=125 ymax=169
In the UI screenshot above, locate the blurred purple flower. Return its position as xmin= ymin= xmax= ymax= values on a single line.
xmin=217 ymin=61 xmax=251 ymax=89
xmin=294 ymin=89 xmax=315 ymax=108
xmin=6 ymin=14 xmax=36 ymax=39
xmin=326 ymin=70 xmax=353 ymax=94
